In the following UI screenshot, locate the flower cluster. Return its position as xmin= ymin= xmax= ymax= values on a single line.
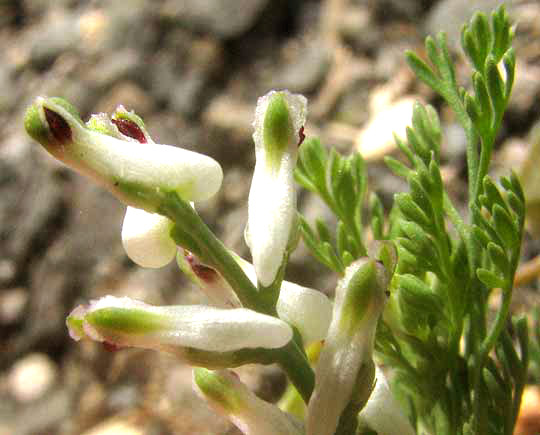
xmin=25 ymin=91 xmax=413 ymax=434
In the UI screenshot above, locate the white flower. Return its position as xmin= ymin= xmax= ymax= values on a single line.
xmin=121 ymin=206 xmax=177 ymax=268
xmin=306 ymin=259 xmax=388 ymax=435
xmin=194 ymin=368 xmax=304 ymax=435
xmin=235 ymin=256 xmax=332 ymax=344
xmin=179 ymin=251 xmax=332 ymax=344
xmin=24 ymin=97 xmax=223 ymax=213
xmin=246 ymin=90 xmax=307 ymax=286
xmin=67 ymin=295 xmax=293 ymax=353
xmin=358 ymin=366 xmax=415 ymax=435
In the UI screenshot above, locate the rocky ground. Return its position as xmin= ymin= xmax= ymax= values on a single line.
xmin=0 ymin=0 xmax=539 ymax=434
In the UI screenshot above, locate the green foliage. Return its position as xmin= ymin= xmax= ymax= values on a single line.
xmin=296 ymin=5 xmax=528 ymax=435
xmin=529 ymin=308 xmax=540 ymax=382
xmin=295 ymin=138 xmax=368 ymax=274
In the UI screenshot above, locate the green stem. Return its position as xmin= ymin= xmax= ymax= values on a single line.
xmin=159 ymin=191 xmax=261 ymax=311
xmin=275 ymin=340 xmax=315 ymax=403
xmin=159 ymin=191 xmax=316 ymax=402
xmin=472 ymin=284 xmax=512 ymax=433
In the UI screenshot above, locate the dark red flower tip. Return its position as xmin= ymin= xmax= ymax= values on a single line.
xmin=44 ymin=108 xmax=72 ymax=144
xmin=103 ymin=341 xmax=122 ymax=352
xmin=112 ymin=118 xmax=147 ymax=143
xmin=192 ymin=264 xmax=218 ymax=283
xmin=298 ymin=126 xmax=305 ymax=147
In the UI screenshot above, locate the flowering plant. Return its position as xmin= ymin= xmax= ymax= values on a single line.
xmin=24 ymin=5 xmax=529 ymax=435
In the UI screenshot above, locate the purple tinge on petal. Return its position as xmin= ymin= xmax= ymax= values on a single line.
xmin=111 ymin=118 xmax=147 ymax=143
xmin=297 ymin=126 xmax=305 ymax=147
xmin=44 ymin=107 xmax=72 ymax=144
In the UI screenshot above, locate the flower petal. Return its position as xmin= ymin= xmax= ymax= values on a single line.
xmin=194 ymin=368 xmax=304 ymax=435
xmin=276 ymin=281 xmax=332 ymax=344
xmin=235 ymin=256 xmax=332 ymax=343
xmin=306 ymin=259 xmax=388 ymax=435
xmin=246 ymin=90 xmax=307 ymax=286
xmin=67 ymin=295 xmax=292 ymax=352
xmin=177 ymin=250 xmax=242 ymax=308
xmin=358 ymin=366 xmax=415 ymax=435
xmin=121 ymin=206 xmax=177 ymax=268
xmin=25 ymin=97 xmax=223 ymax=212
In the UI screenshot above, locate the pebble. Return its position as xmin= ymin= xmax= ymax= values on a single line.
xmin=160 ymin=0 xmax=269 ymax=39
xmin=7 ymin=353 xmax=57 ymax=402
xmin=0 ymin=288 xmax=28 ymax=324
xmin=355 ymin=96 xmax=417 ymax=161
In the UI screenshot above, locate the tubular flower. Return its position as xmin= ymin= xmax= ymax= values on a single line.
xmin=178 ymin=250 xmax=332 ymax=344
xmin=306 ymin=258 xmax=389 ymax=435
xmin=24 ymin=97 xmax=223 ymax=213
xmin=245 ymin=90 xmax=307 ymax=287
xmin=194 ymin=368 xmax=304 ymax=435
xmin=66 ymin=295 xmax=293 ymax=354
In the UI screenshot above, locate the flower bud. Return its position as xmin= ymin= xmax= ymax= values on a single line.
xmin=24 ymin=97 xmax=223 ymax=212
xmin=306 ymin=258 xmax=388 ymax=435
xmin=246 ymin=90 xmax=307 ymax=287
xmin=66 ymin=295 xmax=292 ymax=353
xmin=194 ymin=368 xmax=304 ymax=435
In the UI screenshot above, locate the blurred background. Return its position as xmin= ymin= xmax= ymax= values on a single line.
xmin=1 ymin=0 xmax=539 ymax=434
